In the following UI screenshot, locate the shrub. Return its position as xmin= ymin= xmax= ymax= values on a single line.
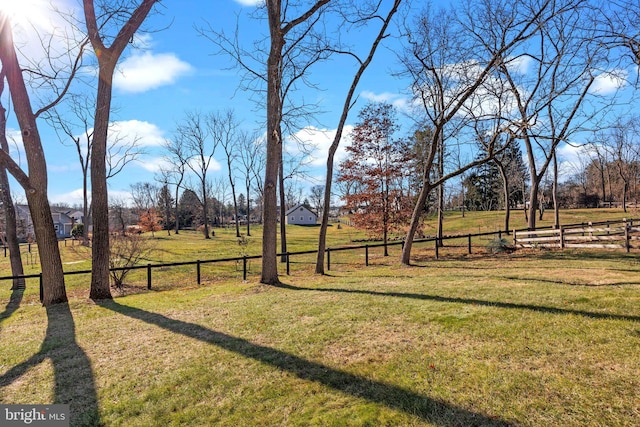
xmin=487 ymin=237 xmax=514 ymax=254
xmin=71 ymin=223 xmax=84 ymax=239
xmin=109 ymin=233 xmax=153 ymax=290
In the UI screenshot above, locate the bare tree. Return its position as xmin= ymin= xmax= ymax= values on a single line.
xmin=0 ymin=13 xmax=87 ymax=305
xmin=599 ymin=117 xmax=640 ymax=212
xmin=211 ymin=110 xmax=242 ymax=237
xmin=83 ymin=0 xmax=159 ymax=300
xmin=46 ymin=93 xmax=144 ymax=244
xmin=309 ymin=185 xmax=325 ymax=222
xmin=109 ymin=233 xmax=152 ymax=291
xmin=178 ymin=111 xmax=218 ymax=238
xmin=130 ymin=181 xmax=159 ymax=215
xmin=315 ymin=0 xmax=403 ymax=274
xmin=0 ymin=72 xmax=24 ymax=290
xmin=494 ymin=1 xmax=613 ymax=230
xmin=238 ymin=131 xmax=263 ymax=236
xmin=160 ymin=136 xmax=188 ymax=234
xmin=397 ymin=0 xmax=546 ymax=265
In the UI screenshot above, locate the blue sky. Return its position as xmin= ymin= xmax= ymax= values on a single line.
xmin=3 ymin=0 xmax=409 ymax=207
xmin=3 ymin=0 xmax=638 ymax=208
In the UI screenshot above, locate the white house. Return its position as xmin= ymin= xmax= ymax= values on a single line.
xmin=285 ymin=204 xmax=318 ymax=225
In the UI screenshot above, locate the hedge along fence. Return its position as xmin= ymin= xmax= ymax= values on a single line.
xmin=1 ymin=218 xmax=636 ymax=302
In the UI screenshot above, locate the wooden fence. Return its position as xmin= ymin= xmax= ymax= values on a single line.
xmin=3 ymin=219 xmax=636 ymax=302
xmin=513 ymin=219 xmax=640 ymax=252
xmin=1 ymin=229 xmax=509 ymax=302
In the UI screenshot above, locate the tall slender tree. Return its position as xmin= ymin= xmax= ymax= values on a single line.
xmin=211 ymin=110 xmax=242 ymax=237
xmin=315 ymin=0 xmax=403 ymax=274
xmin=0 ymin=71 xmax=24 ymax=290
xmin=178 ymin=111 xmax=218 ymax=239
xmin=83 ymin=0 xmax=159 ymax=300
xmin=0 ymin=13 xmax=81 ymax=305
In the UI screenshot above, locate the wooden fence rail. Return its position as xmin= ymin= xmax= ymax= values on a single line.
xmin=513 ymin=219 xmax=640 ymax=252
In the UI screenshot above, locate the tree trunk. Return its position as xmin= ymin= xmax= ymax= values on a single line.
xmin=436 ymin=140 xmax=444 ymax=247
xmin=246 ymin=182 xmax=251 ymax=236
xmin=314 ymin=0 xmax=401 ymax=274
xmin=527 ymin=180 xmax=539 ymax=230
xmin=231 ymin=185 xmax=240 ymax=238
xmin=90 ymin=69 xmax=115 ymax=300
xmin=202 ymin=179 xmax=210 ymax=239
xmin=174 ymin=185 xmax=180 ymax=235
xmin=279 ymin=156 xmax=287 ymax=263
xmin=0 ymin=169 xmax=24 ymax=289
xmin=84 ymin=0 xmax=157 ymax=299
xmin=0 ymin=18 xmax=66 ymax=305
xmin=552 ymin=152 xmax=560 ymax=229
xmin=436 ymin=183 xmax=444 ymax=247
xmin=401 ymin=183 xmax=432 ymax=265
xmin=82 ymin=172 xmax=90 ymax=246
xmin=261 ymin=2 xmax=284 ymax=285
xmin=497 ymin=162 xmax=510 ymax=234
xmin=0 ymin=101 xmax=25 ymax=289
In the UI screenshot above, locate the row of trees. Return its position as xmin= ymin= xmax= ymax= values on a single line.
xmin=334 ymin=0 xmax=640 ymax=261
xmin=458 ymin=115 xmax=640 ymax=215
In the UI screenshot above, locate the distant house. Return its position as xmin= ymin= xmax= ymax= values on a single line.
xmin=285 ymin=204 xmax=317 ymax=225
xmin=69 ymin=210 xmax=85 ymax=224
xmin=14 ymin=205 xmax=74 ymax=240
xmin=51 ymin=210 xmax=74 ymax=238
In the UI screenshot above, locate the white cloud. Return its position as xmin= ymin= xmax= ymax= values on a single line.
xmin=49 ymin=188 xmax=85 ymax=206
xmin=506 ymin=55 xmax=533 ymax=75
xmin=138 ymin=156 xmax=172 ymax=173
xmin=233 ymin=0 xmax=264 ymax=6
xmin=114 ymin=52 xmax=193 ymax=93
xmin=360 ymin=91 xmax=411 ymax=112
xmin=108 ymin=120 xmax=166 ymax=147
xmin=286 ymin=126 xmax=353 ymax=168
xmin=591 ymin=70 xmax=628 ymax=95
xmin=108 ymin=190 xmax=135 ymax=207
xmin=5 ymin=128 xmax=25 ymax=165
xmin=186 ymin=157 xmax=223 ymax=174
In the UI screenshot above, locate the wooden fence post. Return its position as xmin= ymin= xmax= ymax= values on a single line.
xmin=243 ymin=256 xmax=247 ymax=280
xmin=468 ymin=234 xmax=472 ymax=254
xmin=286 ymin=252 xmax=290 ymax=275
xmin=197 ymin=260 xmax=201 ymax=285
xmin=625 ymin=224 xmax=631 ymax=253
xmin=560 ymin=227 xmax=565 ymax=249
xmin=327 ymin=248 xmax=331 ymax=271
xmin=365 ymin=245 xmax=369 ymax=266
xmin=147 ymin=264 xmax=152 ymax=290
xmin=513 ymin=229 xmax=517 ymax=247
xmin=435 ymin=240 xmax=439 ymax=260
xmin=39 ymin=273 xmax=43 ymax=303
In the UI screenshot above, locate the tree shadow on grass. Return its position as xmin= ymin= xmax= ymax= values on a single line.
xmin=273 ymin=283 xmax=640 ymax=323
xmin=502 ymin=275 xmax=640 ymax=287
xmin=0 ymin=302 xmax=100 ymax=426
xmin=98 ymin=300 xmax=513 ymax=427
xmin=0 ymin=287 xmax=23 ymax=326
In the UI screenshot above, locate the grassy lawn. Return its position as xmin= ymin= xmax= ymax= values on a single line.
xmin=1 ymin=210 xmax=639 ymax=426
